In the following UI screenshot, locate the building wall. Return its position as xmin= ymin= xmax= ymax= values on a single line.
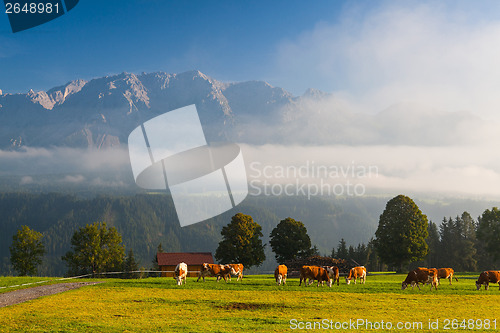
xmin=161 ymin=265 xmax=202 ymax=278
xmin=161 ymin=265 xmax=175 ymax=278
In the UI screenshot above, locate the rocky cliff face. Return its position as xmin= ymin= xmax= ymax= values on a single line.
xmin=0 ymin=71 xmax=244 ymax=148
xmin=0 ymin=70 xmax=491 ymax=149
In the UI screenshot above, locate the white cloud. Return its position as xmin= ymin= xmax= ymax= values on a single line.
xmin=2 ymin=143 xmax=500 ymax=198
xmin=275 ymin=2 xmax=500 ymax=118
xmin=20 ymin=176 xmax=33 ymax=185
xmin=0 ymin=147 xmax=131 ymax=177
xmin=61 ymin=175 xmax=85 ymax=183
xmin=242 ymin=144 xmax=500 ymax=199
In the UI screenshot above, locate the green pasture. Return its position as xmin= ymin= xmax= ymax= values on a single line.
xmin=0 ymin=277 xmax=99 ymax=294
xmin=0 ymin=274 xmax=499 ymax=332
xmin=0 ymin=277 xmax=62 ymax=294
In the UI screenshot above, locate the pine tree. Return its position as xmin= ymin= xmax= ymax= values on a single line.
xmin=477 ymin=208 xmax=500 ymax=266
xmin=348 ymin=245 xmax=355 ymax=261
xmin=425 ymin=221 xmax=440 ymax=268
xmin=439 ymin=213 xmax=477 ymax=271
xmin=365 ymin=238 xmax=382 ymax=271
xmin=354 ymin=243 xmax=367 ymax=264
xmin=336 ymin=238 xmax=348 ymax=259
xmin=151 ymin=243 xmax=164 ymax=277
xmin=152 ymin=244 xmax=163 ymax=271
xmin=456 ymin=212 xmax=477 ymax=271
xmin=123 ymin=249 xmax=139 ymax=279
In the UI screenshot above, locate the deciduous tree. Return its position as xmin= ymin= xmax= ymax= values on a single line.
xmin=375 ymin=195 xmax=428 ymax=272
xmin=62 ymin=222 xmax=124 ymax=276
xmin=215 ymin=213 xmax=265 ymax=269
xmin=10 ymin=225 xmax=45 ymax=276
xmin=269 ymin=217 xmax=312 ymax=263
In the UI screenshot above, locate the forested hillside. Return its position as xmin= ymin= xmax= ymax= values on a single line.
xmin=0 ymin=193 xmax=370 ymax=276
xmin=0 ymin=192 xmax=497 ymax=276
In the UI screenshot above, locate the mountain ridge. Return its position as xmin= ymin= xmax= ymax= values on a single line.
xmin=0 ymin=70 xmax=495 ymax=149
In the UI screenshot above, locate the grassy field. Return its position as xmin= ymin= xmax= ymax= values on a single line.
xmin=0 ymin=276 xmax=99 ymax=294
xmin=0 ymin=274 xmax=499 ymax=332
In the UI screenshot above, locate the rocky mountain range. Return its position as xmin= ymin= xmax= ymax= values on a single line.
xmin=0 ymin=70 xmax=493 ymax=149
xmin=0 ymin=70 xmax=297 ymax=149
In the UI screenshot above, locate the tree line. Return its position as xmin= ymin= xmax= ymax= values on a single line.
xmin=7 ymin=194 xmax=500 ymax=276
xmin=2 ymin=192 xmax=396 ymax=276
xmin=333 ymin=195 xmax=500 ymax=272
xmin=10 ymin=222 xmax=142 ymax=278
xmin=0 ymin=193 xmax=223 ymax=276
xmin=211 ymin=195 xmax=500 ymax=272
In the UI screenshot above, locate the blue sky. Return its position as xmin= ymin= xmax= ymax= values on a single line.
xmin=0 ymin=0 xmax=349 ymax=94
xmin=2 ymin=0 xmax=500 ymax=117
xmin=3 ymin=1 xmax=500 ymax=198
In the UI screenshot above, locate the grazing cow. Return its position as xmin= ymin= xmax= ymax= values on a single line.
xmin=402 ymin=267 xmax=438 ymax=290
xmin=217 ymin=265 xmax=238 ymax=282
xmin=226 ymin=263 xmax=244 ymax=281
xmin=476 ymin=270 xmax=500 ymax=291
xmin=426 ymin=268 xmax=439 ymax=287
xmin=299 ymin=266 xmax=311 ymax=286
xmin=345 ymin=266 xmax=367 ymax=285
xmin=174 ymin=262 xmax=188 ymax=286
xmin=437 ymin=268 xmax=458 ymax=285
xmin=299 ymin=265 xmax=332 ymax=287
xmin=196 ymin=263 xmax=234 ymax=282
xmin=275 ymin=265 xmax=287 ymax=286
xmin=324 ymin=266 xmax=340 ymax=286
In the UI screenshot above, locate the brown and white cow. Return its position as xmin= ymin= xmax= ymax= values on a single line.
xmin=196 ymin=263 xmax=234 ymax=282
xmin=226 ymin=263 xmax=244 ymax=281
xmin=299 ymin=265 xmax=332 ymax=287
xmin=437 ymin=268 xmax=458 ymax=285
xmin=476 ymin=270 xmax=500 ymax=291
xmin=299 ymin=265 xmax=312 ymax=286
xmin=215 ymin=264 xmax=237 ymax=282
xmin=324 ymin=266 xmax=340 ymax=286
xmin=275 ymin=265 xmax=287 ymax=285
xmin=426 ymin=268 xmax=439 ymax=288
xmin=345 ymin=266 xmax=366 ymax=285
xmin=402 ymin=267 xmax=438 ymax=290
xmin=174 ymin=262 xmax=188 ymax=286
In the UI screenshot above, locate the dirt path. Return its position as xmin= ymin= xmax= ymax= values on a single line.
xmin=0 ymin=282 xmax=103 ymax=308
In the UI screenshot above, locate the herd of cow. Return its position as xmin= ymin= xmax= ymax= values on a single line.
xmin=401 ymin=267 xmax=457 ymax=290
xmin=402 ymin=267 xmax=500 ymax=291
xmin=172 ymin=263 xmax=365 ymax=287
xmin=173 ymin=263 xmax=244 ymax=285
xmin=172 ymin=263 xmax=500 ymax=291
